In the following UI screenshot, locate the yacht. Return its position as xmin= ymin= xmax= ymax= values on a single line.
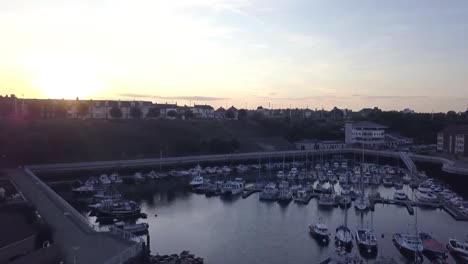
xmin=393 ymin=190 xmax=409 ymax=201
xmin=276 ymin=171 xmax=285 ymax=179
xmin=96 ymin=200 xmax=141 ymax=218
xmin=402 ymin=174 xmax=412 ymax=184
xmin=222 ymin=166 xmax=231 ymax=173
xmin=419 ymin=233 xmax=448 ymax=261
xmin=335 ymin=225 xmax=353 ymax=249
xmin=340 ymin=184 xmax=351 ymax=196
xmin=287 ymin=168 xmax=298 ymax=180
xmin=259 ymin=183 xmax=278 ymax=201
xmin=394 ymin=181 xmax=403 ymax=190
xmin=372 ymin=174 xmax=381 ymax=185
xmin=338 ymin=174 xmax=348 ymax=184
xmin=326 ymin=170 xmax=335 ymax=182
xmin=278 ymin=181 xmax=289 ymax=190
xmin=113 ymin=221 xmax=149 ymax=235
xmin=309 ymin=220 xmax=330 ymax=242
xmin=277 ymin=188 xmax=293 ymax=204
xmin=447 ymin=238 xmax=468 ymax=259
xmin=356 ymin=228 xmax=378 ymax=254
xmin=309 ymin=171 xmax=318 ymax=181
xmin=354 ymin=196 xmax=370 ymax=211
xmin=341 ymin=162 xmax=347 ymax=169
xmin=298 ymin=169 xmax=307 ymax=180
xmin=189 ymin=176 xmax=206 ymax=187
xmin=382 ymin=175 xmax=393 ymax=187
xmin=236 ymin=164 xmax=249 ymax=173
xmin=333 ymin=162 xmax=339 ymax=169
xmin=221 ymin=181 xmax=244 ymax=196
xmin=318 ymin=173 xmax=327 ymax=182
xmin=294 ymin=189 xmax=309 ymax=204
xmin=318 ymin=194 xmax=336 ymax=208
xmin=350 ymin=175 xmax=359 ymax=184
xmin=362 ymin=172 xmax=371 ymax=184
xmin=99 ymin=174 xmax=112 ymax=185
xmin=338 ymin=195 xmax=352 ymax=208
xmin=415 ymin=186 xmax=438 ymax=203
xmin=393 ymin=233 xmax=423 ymax=260
xmin=109 ymin=173 xmax=123 ymax=183
xmin=134 ymin=172 xmax=146 ymax=183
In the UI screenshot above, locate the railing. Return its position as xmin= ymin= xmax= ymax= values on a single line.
xmin=23 ymin=168 xmax=98 ymax=233
xmin=104 ymin=227 xmax=144 ymax=264
xmin=399 ymin=151 xmax=416 ymax=173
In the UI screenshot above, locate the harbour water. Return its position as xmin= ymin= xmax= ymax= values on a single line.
xmin=63 ymin=171 xmax=468 ymax=264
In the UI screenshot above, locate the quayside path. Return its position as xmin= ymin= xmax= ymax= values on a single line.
xmin=27 ymin=148 xmax=468 ymax=176
xmin=7 ymin=169 xmax=142 ymax=264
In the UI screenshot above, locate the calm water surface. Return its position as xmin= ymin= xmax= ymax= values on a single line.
xmin=90 ymin=174 xmax=468 ymax=264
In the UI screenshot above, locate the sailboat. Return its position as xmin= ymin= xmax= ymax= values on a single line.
xmin=356 ymin=212 xmax=378 ymax=256
xmin=355 ymin=148 xmax=370 ymax=211
xmin=335 ymin=202 xmax=353 ymax=251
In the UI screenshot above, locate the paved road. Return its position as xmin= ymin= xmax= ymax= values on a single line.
xmin=8 ymin=169 xmax=133 ymax=264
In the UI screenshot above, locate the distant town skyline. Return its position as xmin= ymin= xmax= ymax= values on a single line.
xmin=1 ymin=0 xmax=468 ymax=112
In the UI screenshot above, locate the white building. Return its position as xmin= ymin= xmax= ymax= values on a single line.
xmin=345 ymin=121 xmax=387 ymax=147
xmin=191 ymin=105 xmax=214 ymax=119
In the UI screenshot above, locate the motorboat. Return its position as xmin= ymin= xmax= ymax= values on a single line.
xmin=356 ymin=228 xmax=378 ymax=254
xmin=394 ymin=181 xmax=403 ymax=190
xmin=277 ymin=188 xmax=293 ymax=204
xmin=415 ymin=187 xmax=438 ymax=203
xmin=298 ymin=170 xmax=307 ymax=180
xmin=350 ymin=175 xmax=359 ymax=184
xmin=309 ymin=220 xmax=330 ymax=242
xmin=235 ymin=164 xmax=249 ymax=173
xmin=340 ymin=185 xmax=351 ymax=196
xmin=146 ymin=171 xmax=158 ymax=180
xmin=259 ymin=183 xmax=278 ymax=201
xmin=294 ymin=189 xmax=309 ymax=204
xmin=109 ymin=173 xmax=123 ymax=183
xmin=418 ymin=232 xmax=448 ymax=261
xmin=393 ymin=190 xmax=409 ymax=201
xmin=134 ymin=172 xmax=146 ymax=183
xmin=287 ymin=168 xmax=298 ymax=180
xmin=362 ymin=172 xmax=371 ymax=184
xmin=338 ymin=195 xmax=351 ymax=208
xmin=99 ymin=174 xmax=112 ymax=185
xmin=318 ymin=194 xmax=336 ymax=208
xmin=338 ymin=174 xmax=348 ymax=184
xmin=318 ymin=173 xmax=327 ymax=182
xmin=372 ymin=174 xmax=381 ymax=185
xmin=277 ymin=171 xmax=285 ymax=179
xmin=335 ymin=225 xmax=353 ymax=249
xmin=393 ymin=233 xmax=423 ymax=260
xmin=402 ymin=174 xmax=412 ymax=184
xmin=113 ymin=221 xmax=149 ymax=235
xmin=189 ymin=176 xmax=206 ymax=187
xmin=326 ymin=170 xmax=335 ymax=182
xmin=354 ymin=196 xmax=370 ymax=211
xmin=221 ymin=181 xmax=244 ymax=196
xmin=222 ymin=166 xmax=231 ymax=173
xmin=333 ymin=162 xmax=339 ymax=169
xmin=383 ymin=176 xmax=393 ymax=187
xmin=341 ymin=162 xmax=347 ymax=168
xmin=96 ymin=200 xmax=141 ymax=218
xmin=278 ymin=181 xmax=289 ymax=190
xmin=447 ymin=238 xmax=468 ymax=259
xmin=93 ymin=189 xmax=122 ymax=203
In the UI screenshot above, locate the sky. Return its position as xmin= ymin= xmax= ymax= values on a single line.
xmin=1 ymin=0 xmax=468 ymax=112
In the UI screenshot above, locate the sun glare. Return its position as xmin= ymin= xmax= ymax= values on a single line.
xmin=31 ymin=58 xmax=104 ymax=99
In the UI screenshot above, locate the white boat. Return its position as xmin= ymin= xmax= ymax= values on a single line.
xmin=114 ymin=221 xmax=149 ymax=235
xmin=134 ymin=172 xmax=146 ymax=183
xmin=341 ymin=162 xmax=347 ymax=168
xmin=236 ymin=164 xmax=248 ymax=173
xmin=318 ymin=173 xmax=327 ymax=182
xmin=221 ymin=181 xmax=244 ymax=196
xmin=277 ymin=171 xmax=285 ymax=179
xmin=326 ymin=170 xmax=335 ymax=182
xmin=340 ymin=185 xmax=351 ymax=196
xmin=447 ymin=238 xmax=468 ymax=258
xmin=222 ymin=166 xmax=231 ymax=173
xmin=294 ymin=189 xmax=309 ymax=204
xmin=402 ymin=174 xmax=412 ymax=184
xmin=350 ymin=175 xmax=359 ymax=184
xmin=415 ymin=187 xmax=438 ymax=203
xmin=278 ymin=181 xmax=289 ymax=190
xmin=361 ymin=175 xmax=370 ymax=184
xmin=394 ymin=181 xmax=403 ymax=190
xmin=189 ymin=176 xmax=206 ymax=187
xmin=259 ymin=183 xmax=278 ymax=200
xmin=383 ymin=176 xmax=393 ymax=187
xmin=146 ymin=171 xmax=158 ymax=180
xmin=298 ymin=169 xmax=307 ymax=180
xmin=393 ymin=190 xmax=409 ymax=201
xmin=372 ymin=174 xmax=381 ymax=185
xmin=99 ymin=174 xmax=112 ymax=185
xmin=309 ymin=219 xmax=330 ymax=242
xmin=335 ymin=225 xmax=353 ymax=248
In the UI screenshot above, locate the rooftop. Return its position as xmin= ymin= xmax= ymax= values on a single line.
xmin=352 ymin=121 xmax=387 ymax=129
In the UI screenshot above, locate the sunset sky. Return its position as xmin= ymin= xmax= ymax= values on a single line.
xmin=1 ymin=0 xmax=467 ymax=112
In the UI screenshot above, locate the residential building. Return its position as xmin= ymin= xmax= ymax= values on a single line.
xmin=345 ymin=121 xmax=387 ymax=147
xmin=214 ymin=107 xmax=226 ymax=119
xmin=226 ymin=106 xmax=238 ymax=120
xmin=437 ymin=125 xmax=468 ymax=156
xmin=357 ymin=107 xmax=381 ymax=118
xmin=192 ymin=104 xmax=214 ymax=119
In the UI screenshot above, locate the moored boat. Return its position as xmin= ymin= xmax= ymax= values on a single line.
xmin=418 ymin=232 xmax=448 ymax=261
xmin=392 ymin=233 xmax=423 ymax=261
xmin=393 ymin=190 xmax=409 ymax=201
xmin=447 ymin=238 xmax=468 ymax=259
xmin=335 ymin=225 xmax=353 ymax=249
xmin=309 ymin=219 xmax=330 ymax=243
xmin=259 ymin=183 xmax=279 ymax=201
xmin=356 ymin=228 xmax=378 ymax=254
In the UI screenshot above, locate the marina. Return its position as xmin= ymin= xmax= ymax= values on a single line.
xmin=47 ymin=158 xmax=468 ymax=264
